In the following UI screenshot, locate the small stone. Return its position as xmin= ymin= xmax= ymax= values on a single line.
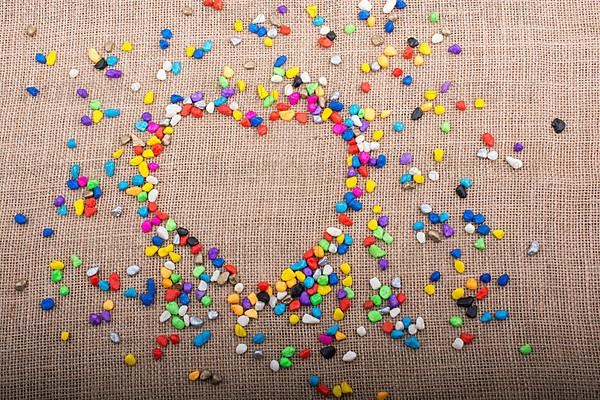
xmin=419 ymin=203 xmax=432 ymax=214
xmin=15 ymin=279 xmax=28 ymax=291
xmin=551 ymin=118 xmax=566 ymax=133
xmin=69 ymin=69 xmax=79 ymax=78
xmin=182 ymin=6 xmax=193 ymax=16
xmin=369 ymin=277 xmax=382 ymax=290
xmin=156 ymin=69 xmax=167 ymax=81
xmin=427 ymin=230 xmax=441 ymax=242
xmin=126 ymin=265 xmax=140 ymax=276
xmin=506 ymin=156 xmax=523 ymax=169
xmin=253 ymin=349 xmax=263 ymax=359
xmin=428 ymin=170 xmax=439 ymax=181
xmin=442 ymin=28 xmax=451 ymax=36
xmin=190 ymin=316 xmax=204 ymax=328
xmin=207 ymin=310 xmax=219 ymax=320
xmin=104 ymin=41 xmax=115 ymax=52
xmin=320 ymin=346 xmax=336 ymax=359
xmin=487 ymin=150 xmax=498 ymax=160
xmin=109 ymin=332 xmax=121 ymax=343
xmin=371 ymin=35 xmax=385 ymax=46
xmin=452 ymin=338 xmax=464 ymax=350
xmin=464 ymin=223 xmax=476 ymax=234
xmin=159 ymin=310 xmax=171 ymax=323
xmin=330 ymin=55 xmax=342 ymax=65
xmin=342 ymin=351 xmax=357 ymax=362
xmin=131 ymin=82 xmax=141 ymax=92
xmin=477 ymin=148 xmax=489 ymax=159
xmin=86 ymin=266 xmax=99 ymax=277
xmin=235 ymin=343 xmax=248 ymax=355
xmin=356 ymin=326 xmax=367 ymax=336
xmin=111 ymin=206 xmax=123 ymax=217
xmin=269 ymin=15 xmax=281 ymax=26
xmin=416 ymin=231 xmax=426 ymax=244
xmin=26 ymin=25 xmax=37 ymax=37
xmin=243 ymin=61 xmax=256 ymax=70
xmin=230 ymin=36 xmax=242 ymax=46
xmin=415 ymin=317 xmax=425 ymax=330
xmin=270 ymin=360 xmax=280 ymax=372
xmin=199 ymin=370 xmax=212 ymax=381
xmin=302 ymin=314 xmax=320 ymax=324
xmin=431 ymin=33 xmax=444 ymax=44
xmin=390 ymin=277 xmax=402 ymax=289
xmin=519 ymin=343 xmax=532 ymax=355
xmin=456 ymin=184 xmax=468 ymax=198
xmin=527 ymin=241 xmax=540 ymax=256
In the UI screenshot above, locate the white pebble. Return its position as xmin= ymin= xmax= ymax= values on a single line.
xmin=431 ymin=33 xmax=444 ymax=44
xmin=163 ymin=261 xmax=175 ymax=271
xmin=207 ymin=310 xmax=219 ymax=320
xmin=165 ymin=104 xmax=182 ymax=117
xmin=419 ymin=203 xmax=432 ymax=214
xmin=148 ymin=189 xmax=158 ymax=202
xmin=322 ymin=264 xmax=333 ymax=275
xmin=270 ymin=360 xmax=280 ymax=372
xmin=326 ymin=227 xmax=342 ymax=237
xmin=230 ymin=36 xmax=242 ymax=46
xmin=234 ymin=283 xmax=244 ymax=293
xmin=389 ymin=307 xmax=400 ymax=318
xmin=146 ymin=176 xmax=158 ymax=185
xmin=391 ymin=277 xmax=402 ymax=288
xmin=370 ymin=61 xmax=381 ymax=71
xmin=156 ymin=226 xmax=169 ymax=240
xmin=330 ymin=55 xmax=342 ymax=65
xmin=358 ymin=0 xmax=372 ymax=11
xmin=109 ymin=332 xmax=121 ymax=343
xmin=162 ymin=60 xmax=172 ymax=71
xmin=382 ymin=0 xmax=395 ymax=13
xmin=408 ymin=166 xmax=421 ymax=175
xmin=416 ymin=317 xmax=425 ymax=330
xmin=131 ymin=82 xmax=141 ymax=92
xmin=318 ymin=76 xmax=328 ymax=86
xmin=197 ymin=281 xmax=208 ymax=291
xmin=255 ymin=301 xmax=265 ymax=311
xmin=356 ymin=326 xmax=367 ymax=337
xmin=465 ymin=223 xmax=476 ymax=234
xmin=156 ymin=69 xmax=167 ymax=80
xmin=126 ymin=265 xmax=140 ymax=276
xmin=267 ymin=28 xmax=278 ymax=38
xmin=237 ymin=315 xmax=250 ymax=327
xmin=302 ymin=314 xmax=320 ymax=324
xmin=300 ymin=72 xmax=311 ymax=83
xmin=178 ymin=305 xmax=188 ymax=317
xmin=408 ymin=324 xmax=417 ymax=335
xmin=159 ymin=310 xmax=171 ymax=323
xmin=68 ymin=68 xmax=79 ymax=78
xmin=506 ymin=155 xmax=523 ymax=169
xmin=252 ymin=14 xmax=266 ymax=24
xmin=428 ymin=170 xmax=440 ymax=181
xmin=416 ymin=231 xmax=426 ymax=244
xmin=452 ymin=338 xmax=465 ymax=350
xmin=487 ymin=150 xmax=499 ymax=161
xmin=369 ymin=277 xmax=382 ymax=290
xmin=342 ymin=351 xmax=357 ymax=362
xmin=271 ymin=75 xmax=283 ymax=83
xmin=476 ymin=147 xmax=489 ymax=159
xmin=319 ymin=25 xmax=330 ymax=35
xmin=86 ymin=266 xmax=99 ymax=277
xmin=235 ymin=343 xmax=248 ymax=355
xmin=395 ymin=321 xmax=404 ymax=331
xmin=205 ymin=102 xmax=215 ymax=113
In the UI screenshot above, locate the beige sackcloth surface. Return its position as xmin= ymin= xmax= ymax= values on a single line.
xmin=0 ymin=0 xmax=599 ymax=398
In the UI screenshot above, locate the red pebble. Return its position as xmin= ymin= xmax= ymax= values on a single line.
xmin=153 ymin=348 xmax=163 ymax=360
xmin=396 ymin=292 xmax=407 ymax=305
xmin=156 ymin=335 xmax=169 ymax=347
xmin=381 ymin=321 xmax=394 ymax=334
xmin=257 ymin=281 xmax=270 ymax=292
xmin=330 ymin=112 xmax=342 ymax=124
xmin=303 ymin=249 xmax=315 ymax=259
xmin=109 ymin=272 xmax=120 ymax=291
xmin=84 ymin=207 xmax=97 ymax=217
xmin=339 ymin=213 xmax=353 ymax=226
xmin=316 ymin=384 xmax=330 ymax=396
xmin=403 ymin=47 xmax=414 ymax=59
xmin=363 ymin=299 xmax=374 ymax=309
xmin=357 ymin=165 xmax=368 ymax=177
xmin=190 ymin=107 xmax=203 ymax=118
xmin=392 ymin=67 xmax=403 ymax=77
xmin=269 ymin=111 xmax=280 ymax=121
xmin=279 ymin=25 xmax=291 ymax=35
xmin=306 ymin=285 xmax=318 ymax=295
xmin=456 ymin=100 xmax=467 ymax=111
xmin=363 ymin=236 xmax=376 ymax=247
xmin=133 ymin=146 xmax=143 ymax=155
xmin=360 ymin=82 xmax=371 ymax=93
xmin=289 ymin=299 xmax=301 ymax=311
xmin=257 ymin=125 xmax=268 ymax=136
xmin=240 ymin=117 xmax=251 ymax=128
xmin=169 ymin=334 xmax=180 ymax=345
xmin=165 ymin=288 xmax=181 ymax=302
xmin=89 ymin=275 xmax=99 ymax=286
xmin=299 ymin=348 xmax=311 ymax=359
xmin=181 ymin=104 xmax=193 ymax=116
xmin=481 ymin=132 xmax=495 ymax=147
xmin=190 ymin=244 xmax=202 ymax=254
xmin=339 ymin=297 xmax=350 ymax=311
xmin=179 ymin=235 xmax=188 ymax=246
xmin=147 ymin=202 xmax=158 ymax=213
xmin=213 ymin=0 xmax=224 ymax=10
xmin=318 ymin=36 xmax=333 ymax=48
xmin=295 ymin=113 xmax=308 ymax=124
xmin=84 ymin=198 xmax=96 ymax=208
xmin=475 ymin=286 xmax=489 ymax=300
xmin=460 ymin=332 xmax=475 ymax=344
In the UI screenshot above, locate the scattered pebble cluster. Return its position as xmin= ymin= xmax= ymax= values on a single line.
xmin=13 ymin=0 xmax=560 ymax=396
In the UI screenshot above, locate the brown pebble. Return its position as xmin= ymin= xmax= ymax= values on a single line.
xmin=371 ymin=35 xmax=385 ymax=46
xmin=210 ymin=374 xmax=222 ymax=385
xmin=26 ymin=25 xmax=37 ymax=37
xmin=228 ymin=274 xmax=240 ymax=285
xmin=182 ymin=6 xmax=193 ymax=16
xmin=161 ymin=135 xmax=171 ymax=146
xmin=193 ymin=253 xmax=204 ymax=264
xmin=402 ymin=182 xmax=416 ymax=190
xmin=243 ymin=61 xmax=256 ymax=70
xmin=15 ymin=279 xmax=28 ymax=291
xmin=217 ymin=270 xmax=229 ymax=285
xmin=442 ymin=28 xmax=451 ymax=36
xmin=120 ymin=134 xmax=131 ymax=145
xmin=427 ymin=230 xmax=441 ymax=242
xmin=269 ymin=15 xmax=281 ymax=27
xmin=130 ymin=134 xmax=145 ymax=147
xmin=199 ymin=370 xmax=212 ymax=381
xmin=388 ymin=14 xmax=399 ymax=22
xmin=104 ymin=41 xmax=115 ymax=52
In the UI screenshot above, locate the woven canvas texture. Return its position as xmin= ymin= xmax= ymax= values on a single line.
xmin=1 ymin=0 xmax=599 ymax=399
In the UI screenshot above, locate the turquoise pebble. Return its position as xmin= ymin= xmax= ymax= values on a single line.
xmin=106 ymin=55 xmax=119 ymax=66
xmin=273 ymin=303 xmax=286 ymax=315
xmin=67 ymin=138 xmax=76 ymax=148
xmin=460 ymin=177 xmax=473 ymax=188
xmin=57 ymin=205 xmax=67 ymax=215
xmin=105 ymin=108 xmax=120 ymax=118
xmin=326 ymin=324 xmax=339 ymax=336
xmin=71 ymin=164 xmax=80 ymax=179
xmin=480 ymin=311 xmax=492 ymax=323
xmin=202 ymin=40 xmax=213 ymax=52
xmin=391 ymin=330 xmax=405 ymax=339
xmin=404 ymin=336 xmax=420 ymax=349
xmin=104 ymin=160 xmax=115 ymax=177
xmin=124 ymin=288 xmax=138 ymax=298
xmin=393 ymin=121 xmax=405 ymax=132
xmin=98 ymin=280 xmax=110 ymax=291
xmin=118 ymin=180 xmax=129 ymax=190
xmin=313 ymin=16 xmax=325 ymax=26
xmin=253 ymin=333 xmax=265 ymax=344
xmin=495 ymin=310 xmax=509 ymax=320
xmin=312 ymin=307 xmax=322 ymax=318
xmin=134 ymin=120 xmax=148 ymax=131
xmin=308 ymin=375 xmax=319 ymax=386
xmin=413 ymin=221 xmax=424 ymax=231
xmin=172 ymin=61 xmax=182 ymax=75
xmin=193 ymin=330 xmax=212 ymax=347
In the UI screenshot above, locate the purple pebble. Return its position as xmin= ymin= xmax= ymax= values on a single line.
xmin=182 ymin=282 xmax=193 ymax=293
xmin=347 ymin=167 xmax=357 ymax=177
xmin=101 ymin=310 xmax=111 ymax=322
xmin=190 ymin=92 xmax=204 ymax=102
xmin=105 ymin=69 xmax=122 ymax=78
xmin=337 ymin=289 xmax=347 ymax=299
xmin=89 ymin=313 xmax=102 ymax=326
xmin=207 ymin=247 xmax=219 ymax=260
xmin=241 ymin=297 xmax=252 ymax=310
xmin=277 ymin=5 xmax=287 ymax=14
xmin=76 ymin=88 xmax=88 ymax=98
xmin=80 ymin=115 xmax=92 ymax=126
xmin=388 ymin=294 xmax=399 ymax=308
xmin=448 ymin=44 xmax=462 ymax=55
xmin=378 ymin=215 xmax=389 ymax=227
xmin=442 ymin=223 xmax=455 ymax=238
xmin=440 ymin=81 xmax=452 ymax=93
xmin=379 ymin=258 xmax=389 ymax=271
xmin=195 ymin=290 xmax=206 ymax=301
xmin=141 ymin=112 xmax=152 ymax=122
xmin=221 ymin=88 xmax=235 ymax=98
xmin=302 ymin=267 xmax=313 ymax=277
xmin=514 ymin=143 xmax=524 ymax=152
xmin=400 ymin=152 xmax=412 ymax=165
xmin=54 ymin=195 xmax=65 ymax=207
xmin=299 ymin=291 xmax=311 ymax=306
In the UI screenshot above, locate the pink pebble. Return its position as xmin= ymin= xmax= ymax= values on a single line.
xmin=318 ymin=334 xmax=333 ymax=345
xmin=352 ymin=187 xmax=363 ymax=197
xmin=358 ymin=152 xmax=370 ymax=164
xmin=147 ymin=122 xmax=160 ymax=133
xmin=77 ymin=176 xmax=88 ymax=187
xmin=307 ymin=95 xmax=317 ymax=104
xmin=333 ymin=124 xmax=346 ymax=135
xmin=151 ymin=216 xmax=161 ymax=226
xmin=307 ymin=103 xmax=318 ymax=113
xmin=288 ymin=92 xmax=300 ymax=105
xmin=246 ymin=110 xmax=257 ymax=119
xmin=141 ymin=220 xmax=152 ymax=233
xmin=148 ymin=162 xmax=159 ymax=172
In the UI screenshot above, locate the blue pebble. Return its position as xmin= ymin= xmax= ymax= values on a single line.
xmin=439 ymin=212 xmax=450 ymax=223
xmin=98 ymin=280 xmax=110 ymax=291
xmin=480 ymin=273 xmax=491 ymax=283
xmin=342 ymin=129 xmax=354 ymax=141
xmin=312 ymin=307 xmax=322 ymax=319
xmin=106 ymin=55 xmax=118 ymax=66
xmin=40 ymin=298 xmax=55 ymax=310
xmin=273 ymin=303 xmax=286 ymax=315
xmin=326 ymin=324 xmax=339 ymax=336
xmin=335 ymin=201 xmax=348 ymax=213
xmin=402 ymin=316 xmax=412 ymax=328
xmin=480 ymin=311 xmax=492 ymax=323
xmin=329 ymin=273 xmax=339 ymax=285
xmin=67 ymin=138 xmax=77 ymax=149
xmin=460 ymin=177 xmax=473 ymax=188
xmin=200 ymin=274 xmax=211 ymax=283
xmin=124 ymin=287 xmax=138 ymax=298
xmin=35 ymin=53 xmax=46 ymax=64
xmin=172 ymin=61 xmax=182 ymax=75
xmin=413 ymin=221 xmax=425 ymax=231
xmin=250 ymin=116 xmax=263 ymax=127
xmin=337 ymin=244 xmax=349 ymax=255
xmin=477 ymin=224 xmax=491 ymax=235
xmin=395 ymin=0 xmax=407 ymax=9
xmin=393 ymin=121 xmax=405 ymax=132
xmin=404 ymin=336 xmax=420 ymax=349
xmin=193 ymin=330 xmax=212 ymax=347
xmin=497 ymin=273 xmax=510 ymax=287
xmin=312 ymin=16 xmax=325 ymax=26
xmin=248 ymin=23 xmax=259 ymax=33
xmin=463 ymin=209 xmax=474 ymax=222
xmin=105 ymin=109 xmax=120 ymax=118
xmin=57 ymin=205 xmax=67 ymax=216
xmin=357 ymin=10 xmax=370 ymax=20
xmin=348 ymin=104 xmax=360 ymax=115
xmin=147 ymin=278 xmax=156 ymax=294
xmin=348 ymin=199 xmax=362 ymax=211
xmin=329 ymin=101 xmax=344 ymax=112
xmin=402 ymin=75 xmax=413 ymax=86
xmin=351 ymin=156 xmax=361 ymax=168
xmin=384 ymin=20 xmax=395 ymax=33
xmin=138 ymin=207 xmax=149 ymax=217
xmin=179 ymin=292 xmax=190 ymax=305
xmin=92 ymin=186 xmax=102 ymax=199
xmin=171 ymin=94 xmax=184 ymax=103
xmin=212 ymin=258 xmax=225 ymax=268
xmin=450 ymin=248 xmax=462 ymax=259
xmin=495 ymin=310 xmax=509 ymax=321
xmin=343 ymin=192 xmax=356 ymax=203
xmin=253 ymin=333 xmax=266 ymax=344
xmin=66 ymin=179 xmax=79 ymax=190
xmin=104 ymin=160 xmax=115 ymax=177
xmin=152 ymin=236 xmax=164 ymax=246
xmin=257 ymin=26 xmax=267 ymax=37
xmin=274 ymin=55 xmax=287 ymax=68
xmin=309 ymin=375 xmax=320 ymax=387
xmin=391 ymin=330 xmax=405 ymax=339
xmin=472 ymin=213 xmax=486 ymax=224
xmin=140 ymin=293 xmax=154 ymax=306
xmin=376 ymin=154 xmax=387 ymax=168
xmin=42 ymin=228 xmax=54 ymax=237
xmin=118 ymin=180 xmax=129 ymax=190
xmin=26 ymin=86 xmax=39 ymax=96
xmin=428 ymin=213 xmax=440 ymax=224
xmin=430 ymin=271 xmax=441 ymax=282
xmin=14 ymin=213 xmax=28 ymax=225
xmin=161 ymin=28 xmax=173 ymax=39
xmin=192 ymin=49 xmax=205 ymax=59
xmin=132 ymin=175 xmax=144 ymax=186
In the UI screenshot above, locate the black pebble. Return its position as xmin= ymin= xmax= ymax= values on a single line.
xmin=320 ymin=346 xmax=336 ymax=359
xmin=94 ymin=58 xmax=108 ymax=70
xmin=456 ymin=184 xmax=468 ymax=198
xmin=187 ymin=236 xmax=199 ymax=247
xmin=256 ymin=291 xmax=270 ymax=303
xmin=551 ymin=118 xmax=566 ymax=133
xmin=466 ymin=304 xmax=478 ymax=319
xmin=177 ymin=227 xmax=189 ymax=237
xmin=292 ymin=76 xmax=303 ymax=88
xmin=326 ymin=31 xmax=337 ymax=41
xmin=410 ymin=107 xmax=423 ymax=121
xmin=407 ymin=37 xmax=419 ymax=48
xmin=289 ymin=283 xmax=304 ymax=298
xmin=457 ymin=296 xmax=475 ymax=308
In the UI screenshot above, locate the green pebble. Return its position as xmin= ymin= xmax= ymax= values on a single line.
xmin=51 ymin=269 xmax=63 ymax=283
xmin=273 ymin=67 xmax=285 ymax=76
xmin=263 ymin=95 xmax=275 ymax=108
xmin=440 ymin=121 xmax=451 ymax=133
xmin=165 ymin=218 xmax=177 ymax=231
xmin=70 ymin=254 xmax=82 ymax=267
xmin=136 ymin=191 xmax=148 ymax=202
xmin=87 ymin=179 xmax=99 ymax=190
xmin=429 ymin=12 xmax=440 ymax=23
xmin=382 ymin=232 xmax=394 ymax=244
xmin=344 ymin=24 xmax=356 ymax=34
xmin=306 ymin=82 xmax=318 ymax=95
xmin=192 ymin=266 xmax=205 ymax=278
xmin=357 ymin=109 xmax=365 ymax=119
xmin=171 ymin=273 xmax=181 ymax=284
xmin=371 ymin=294 xmax=382 ymax=306
xmin=171 ymin=316 xmax=185 ymax=330
xmin=373 ymin=226 xmax=384 ymax=240
xmin=166 ymin=301 xmax=179 ymax=315
xmin=218 ymin=76 xmax=229 ymax=88
xmin=201 ymin=295 xmax=212 ymax=307
xmin=281 ymin=346 xmax=296 ymax=358
xmin=318 ymin=239 xmax=330 ymax=252
xmin=519 ymin=343 xmax=532 ymax=355
xmin=310 ymin=293 xmax=323 ymax=306
xmin=474 ymin=237 xmax=486 ymax=250
xmin=344 ymin=287 xmax=355 ymax=299
xmin=367 ymin=310 xmax=382 ymax=323
xmin=59 ymin=285 xmax=70 ymax=296
xmin=317 ymin=275 xmax=329 ymax=286
xmin=368 ymin=244 xmax=387 ymax=258
xmin=379 ymin=285 xmax=392 ymax=300
xmin=279 ymin=357 xmax=292 ymax=368
xmin=449 ymin=316 xmax=463 ymax=327
xmin=89 ymin=99 xmax=101 ymax=110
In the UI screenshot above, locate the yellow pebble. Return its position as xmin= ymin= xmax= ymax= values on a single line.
xmin=121 ymin=41 xmax=133 ymax=52
xmin=92 ymin=110 xmax=103 ymax=124
xmin=143 ymin=91 xmax=154 ymax=105
xmin=342 ymin=276 xmax=352 ymax=287
xmin=380 ymin=110 xmax=392 ymax=119
xmin=162 ymin=278 xmax=172 ymax=288
xmin=451 ymin=287 xmax=465 ymax=300
xmin=361 ymin=63 xmax=371 ymax=73
xmin=424 ymin=284 xmax=436 ymax=296
xmin=367 ymin=219 xmax=378 ymax=231
xmin=335 ymin=331 xmax=347 ymax=341
xmin=474 ymin=98 xmax=486 ymax=109
xmin=275 ymin=281 xmax=287 ymax=292
xmin=103 ymin=299 xmax=114 ymax=311
xmin=294 ymin=270 xmax=306 ymax=282
xmin=466 ymin=277 xmax=478 ymax=291
xmin=50 ymin=260 xmax=65 ymax=270
xmin=289 ymin=314 xmax=300 ymax=325
xmin=60 ymin=331 xmax=70 ymax=341
xmin=271 ymin=90 xmax=278 ymax=101
xmin=434 ymin=105 xmax=446 ymax=115
xmin=413 ymin=174 xmax=425 ymax=184
xmin=414 ymin=54 xmax=425 ymax=66
xmin=169 ymin=252 xmax=181 ymax=263
xmin=188 ymin=370 xmax=200 ymax=381
xmin=164 ymin=126 xmax=173 ymax=135
xmin=257 ymin=85 xmax=268 ymax=99
xmin=46 ymin=51 xmax=57 ymax=66
xmin=373 ymin=130 xmax=384 ymax=141
xmin=346 ymin=156 xmax=353 ymax=167
xmin=313 ymin=245 xmax=325 ymax=258
xmin=317 ymin=285 xmax=331 ymax=296
xmin=372 ymin=205 xmax=382 ymax=214
xmin=419 ymin=42 xmax=431 ymax=55
xmin=492 ymin=229 xmax=505 ymax=239
xmin=263 ymin=37 xmax=273 ymax=47
xmin=315 ymin=86 xmax=324 ymax=97
xmin=345 ymin=176 xmax=358 ymax=189
xmin=279 ymin=110 xmax=296 ymax=121
xmin=129 ymin=156 xmax=143 ymax=166
xmin=333 ymin=307 xmax=345 ymax=321
xmin=376 ymin=392 xmax=390 ymax=400
xmin=383 ymin=46 xmax=397 ymax=57
xmin=138 ymin=162 xmax=149 ymax=177
xmin=367 ymin=16 xmax=376 ymax=27
xmin=340 ymin=262 xmax=351 ymax=275
xmin=124 ymin=353 xmax=136 ymax=366
xmin=365 ymin=179 xmax=376 ymax=193
xmin=142 ymin=149 xmax=154 ymax=159
xmin=364 ymin=108 xmax=376 ymax=121
xmin=234 ymin=324 xmax=247 ymax=338
xmin=340 ymin=382 xmax=353 ymax=394
xmin=421 ymin=102 xmax=433 ymax=112
xmin=433 ymin=148 xmax=445 ymax=162
xmin=377 ymin=55 xmax=389 ymax=68
xmin=147 ymin=136 xmax=161 ymax=146
xmin=332 ymin=385 xmax=342 ymax=398
xmin=233 ymin=20 xmax=243 ymax=32
xmin=285 ymin=67 xmax=300 ymax=79
xmin=306 ymin=4 xmax=318 ymax=18
xmin=185 ymin=46 xmax=195 ymax=58
xmin=424 ymin=90 xmax=437 ymax=101
xmin=74 ymin=198 xmax=84 ymax=216
xmin=232 ymin=110 xmax=243 ymax=121
xmin=230 ymin=304 xmax=243 ymax=316
xmin=87 ymin=48 xmax=101 ymax=64
xmin=223 ymin=66 xmax=234 ymax=79
xmin=336 ymin=234 xmax=345 ymax=245
xmin=281 ymin=268 xmax=295 ymax=281
xmin=322 ymin=108 xmax=333 ymax=121
xmin=454 ymin=259 xmax=465 ymax=273
xmin=160 ymin=266 xmax=172 ymax=279
xmin=125 ymin=187 xmax=142 ymax=197
xmin=113 ymin=148 xmax=124 ymax=159
xmin=145 ymin=245 xmax=158 ymax=257
xmin=237 ymin=80 xmax=247 ymax=92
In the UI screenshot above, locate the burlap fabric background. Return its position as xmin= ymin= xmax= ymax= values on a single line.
xmin=0 ymin=0 xmax=599 ymax=398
